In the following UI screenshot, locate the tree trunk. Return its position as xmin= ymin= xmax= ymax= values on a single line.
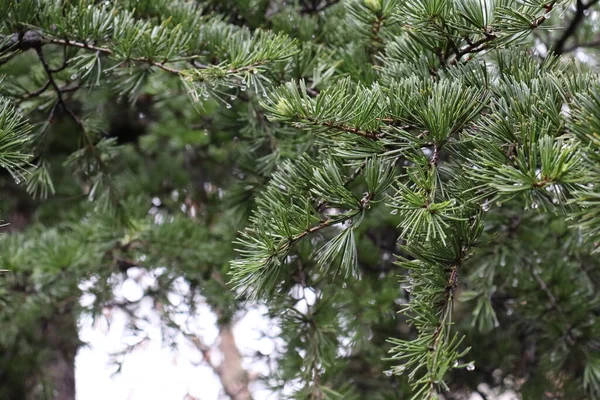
xmin=217 ymin=324 xmax=253 ymax=400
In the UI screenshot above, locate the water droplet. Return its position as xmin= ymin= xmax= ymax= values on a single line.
xmin=536 ymin=257 xmax=541 ymax=264
xmin=506 ymin=308 xmax=514 ymax=316
xmin=584 ymin=9 xmax=590 ymax=16
xmin=71 ymin=74 xmax=78 ymax=80
xmin=225 ymin=103 xmax=232 ymax=109
xmin=240 ymin=85 xmax=247 ymax=92
xmin=384 ymin=370 xmax=393 ymax=376
xmin=390 ymin=209 xmax=398 ymax=215
xmin=229 ymin=95 xmax=236 ymax=101
xmin=481 ymin=199 xmax=490 ymax=212
xmin=552 ymin=198 xmax=559 ymax=205
xmin=452 ymin=361 xmax=459 ymax=367
xmin=466 ymin=362 xmax=475 ymax=371
xmin=531 ymin=202 xmax=539 ymax=209
xmin=494 ymin=320 xmax=500 ymax=328
xmin=14 ymin=176 xmax=21 ymax=184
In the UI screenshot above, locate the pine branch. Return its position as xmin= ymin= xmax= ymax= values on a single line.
xmin=307 ymin=117 xmax=382 ymax=140
xmin=35 ymin=47 xmax=83 ymax=129
xmin=453 ymin=1 xmax=558 ymax=62
xmin=46 ymin=37 xmax=182 ymax=74
xmin=315 ymin=161 xmax=368 ymax=212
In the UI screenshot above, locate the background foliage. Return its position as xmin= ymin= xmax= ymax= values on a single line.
xmin=1 ymin=0 xmax=600 ymax=399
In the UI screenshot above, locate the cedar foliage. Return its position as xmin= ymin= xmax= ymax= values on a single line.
xmin=1 ymin=1 xmax=600 ymax=399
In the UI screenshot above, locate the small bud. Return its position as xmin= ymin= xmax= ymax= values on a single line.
xmin=275 ymin=98 xmax=293 ymax=116
xmin=364 ymin=0 xmax=382 ymax=12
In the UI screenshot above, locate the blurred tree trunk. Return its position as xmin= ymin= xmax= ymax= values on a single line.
xmin=27 ymin=306 xmax=78 ymax=400
xmin=218 ymin=324 xmax=253 ymax=400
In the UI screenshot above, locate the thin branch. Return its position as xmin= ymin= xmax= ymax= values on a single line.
xmin=185 ymin=332 xmax=219 ymax=372
xmin=420 ymin=245 xmax=470 ymax=399
xmin=553 ymin=0 xmax=599 ymax=55
xmin=49 ymin=45 xmax=69 ymax=73
xmin=0 ymin=50 xmax=20 ymax=67
xmin=300 ymin=0 xmax=340 ymax=14
xmin=46 ymin=37 xmax=111 ymax=55
xmin=19 ymin=80 xmax=51 ymax=100
xmin=35 ymin=47 xmax=82 ymax=128
xmin=315 ymin=161 xmax=367 ymax=212
xmin=562 ymin=39 xmax=600 ymax=53
xmin=46 ymin=37 xmax=182 ymax=74
xmin=430 ymin=143 xmax=440 ymax=165
xmin=454 ymin=1 xmax=557 ymax=62
xmin=304 ymin=117 xmax=382 ymax=140
xmin=475 ymin=388 xmax=489 ymax=400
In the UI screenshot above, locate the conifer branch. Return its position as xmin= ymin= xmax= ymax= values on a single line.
xmin=35 ymin=47 xmax=82 ymax=128
xmin=46 ymin=37 xmax=182 ymax=74
xmin=315 ymin=161 xmax=368 ymax=212
xmin=307 ymin=117 xmax=382 ymax=140
xmin=453 ymin=1 xmax=558 ymax=62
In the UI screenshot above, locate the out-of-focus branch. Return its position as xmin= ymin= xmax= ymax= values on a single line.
xmin=553 ymin=0 xmax=600 ymax=55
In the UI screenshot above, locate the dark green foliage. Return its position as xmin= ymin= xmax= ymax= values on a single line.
xmin=1 ymin=1 xmax=600 ymax=400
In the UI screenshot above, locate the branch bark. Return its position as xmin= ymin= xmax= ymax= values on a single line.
xmin=187 ymin=324 xmax=253 ymax=400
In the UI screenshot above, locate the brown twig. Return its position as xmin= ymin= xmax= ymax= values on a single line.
xmin=305 ymin=117 xmax=382 ymax=140
xmin=36 ymin=47 xmax=84 ymax=130
xmin=18 ymin=80 xmax=51 ymax=100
